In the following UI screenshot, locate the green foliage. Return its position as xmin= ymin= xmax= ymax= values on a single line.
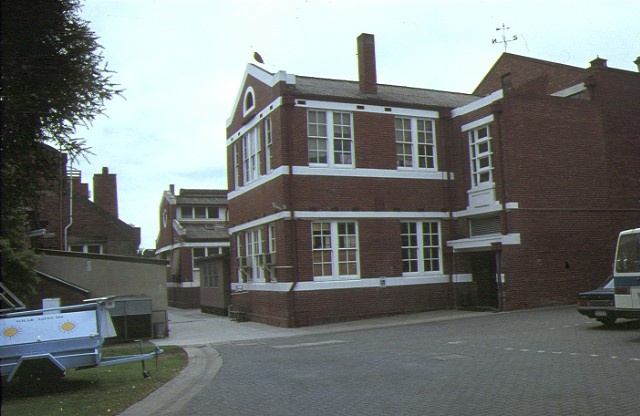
xmin=0 ymin=0 xmax=122 ymax=288
xmin=0 ymin=238 xmax=40 ymax=299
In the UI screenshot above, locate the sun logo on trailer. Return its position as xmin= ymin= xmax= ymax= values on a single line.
xmin=59 ymin=321 xmax=78 ymax=334
xmin=2 ymin=326 xmax=21 ymax=339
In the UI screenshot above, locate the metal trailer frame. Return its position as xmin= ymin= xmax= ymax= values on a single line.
xmin=1 ymin=295 xmax=162 ymax=383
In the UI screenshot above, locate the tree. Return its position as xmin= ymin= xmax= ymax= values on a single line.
xmin=0 ymin=0 xmax=121 ymax=297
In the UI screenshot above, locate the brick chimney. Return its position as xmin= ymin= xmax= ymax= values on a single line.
xmin=357 ymin=33 xmax=377 ymax=95
xmin=93 ymin=167 xmax=118 ymax=218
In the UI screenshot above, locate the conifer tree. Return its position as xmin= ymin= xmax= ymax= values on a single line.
xmin=1 ymin=0 xmax=121 ymax=297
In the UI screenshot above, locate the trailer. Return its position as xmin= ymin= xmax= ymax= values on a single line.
xmin=0 ymin=284 xmax=162 ymax=383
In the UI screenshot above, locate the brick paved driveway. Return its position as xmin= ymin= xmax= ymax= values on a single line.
xmin=176 ymin=307 xmax=640 ymax=416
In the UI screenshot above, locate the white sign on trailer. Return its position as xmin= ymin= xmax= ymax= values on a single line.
xmin=0 ymin=310 xmax=97 ymax=346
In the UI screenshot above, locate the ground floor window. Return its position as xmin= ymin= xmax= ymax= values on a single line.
xmin=244 ymin=228 xmax=265 ymax=282
xmin=401 ymin=221 xmax=441 ymax=274
xmin=312 ymin=221 xmax=359 ymax=280
xmin=203 ymin=262 xmax=219 ymax=288
xmin=234 ymin=225 xmax=278 ymax=283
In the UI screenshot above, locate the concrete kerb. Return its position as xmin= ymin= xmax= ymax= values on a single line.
xmin=118 ymin=308 xmax=494 ymax=416
xmin=118 ymin=344 xmax=221 ymax=416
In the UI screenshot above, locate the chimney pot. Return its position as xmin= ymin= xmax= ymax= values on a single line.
xmin=357 ymin=33 xmax=377 ymax=95
xmin=634 ymin=56 xmax=640 ymax=72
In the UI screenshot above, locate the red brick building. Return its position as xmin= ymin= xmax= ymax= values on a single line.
xmin=32 ymin=149 xmax=140 ymax=256
xmin=225 ymin=33 xmax=640 ymax=327
xmin=155 ymin=186 xmax=229 ymax=309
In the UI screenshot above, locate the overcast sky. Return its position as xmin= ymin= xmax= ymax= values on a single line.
xmin=74 ymin=0 xmax=639 ymax=250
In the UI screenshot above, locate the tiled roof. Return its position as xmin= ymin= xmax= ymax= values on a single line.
xmin=178 ymin=222 xmax=229 ymax=240
xmin=176 ymin=189 xmax=228 ymax=206
xmin=177 ymin=196 xmax=227 ymax=205
xmin=293 ymin=76 xmax=480 ymax=108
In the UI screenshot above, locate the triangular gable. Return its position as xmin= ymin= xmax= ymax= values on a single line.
xmin=474 ymin=53 xmax=585 ymax=96
xmin=226 ymin=63 xmax=295 ymax=127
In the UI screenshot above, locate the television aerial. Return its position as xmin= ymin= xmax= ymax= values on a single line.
xmin=492 ymin=23 xmax=518 ymax=52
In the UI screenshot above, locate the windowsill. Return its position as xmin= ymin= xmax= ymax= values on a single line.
xmin=313 ymin=276 xmax=360 ymax=282
xmin=468 ymin=182 xmax=495 ymax=192
xmin=397 ymin=166 xmax=438 ymax=171
xmin=308 ymin=163 xmax=355 ymax=169
xmin=179 ymin=218 xmax=224 ymax=221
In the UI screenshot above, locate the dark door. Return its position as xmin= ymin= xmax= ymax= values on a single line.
xmin=471 ymin=252 xmax=499 ymax=309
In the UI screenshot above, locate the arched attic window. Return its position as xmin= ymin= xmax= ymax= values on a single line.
xmin=243 ymin=87 xmax=256 ymax=117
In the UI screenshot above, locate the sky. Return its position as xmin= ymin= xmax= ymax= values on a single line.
xmin=74 ymin=0 xmax=639 ymax=250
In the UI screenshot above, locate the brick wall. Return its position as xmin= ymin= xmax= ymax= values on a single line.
xmin=230 ymin=282 xmax=475 ymax=328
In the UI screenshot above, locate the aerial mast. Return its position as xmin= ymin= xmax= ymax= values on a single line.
xmin=492 ymin=23 xmax=518 ymax=51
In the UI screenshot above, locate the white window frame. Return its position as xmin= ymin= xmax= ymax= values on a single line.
xmin=192 ymin=247 xmax=221 ymax=260
xmin=236 ymin=236 xmax=243 ymax=281
xmin=307 ymin=109 xmax=354 ymax=167
xmin=268 ymin=224 xmax=276 ymax=253
xmin=265 ymin=224 xmax=276 ymax=282
xmin=180 ymin=206 xmax=220 ymax=219
xmin=401 ymin=221 xmax=442 ymax=275
xmin=265 ymin=117 xmax=273 ymax=173
xmin=468 ymin=124 xmax=493 ymax=188
xmin=233 ymin=142 xmax=240 ymax=190
xmin=395 ymin=117 xmax=437 ymax=170
xmin=312 ymin=221 xmax=359 ymax=281
xmin=245 ymin=229 xmax=265 ymax=283
xmin=242 ymin=126 xmax=261 ymax=185
xmin=243 ymin=86 xmax=256 ymax=117
xmin=69 ymin=243 xmax=103 ymax=254
xmin=203 ymin=262 xmax=219 ymax=288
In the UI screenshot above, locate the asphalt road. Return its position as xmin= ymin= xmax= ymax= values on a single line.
xmin=174 ymin=307 xmax=640 ymax=416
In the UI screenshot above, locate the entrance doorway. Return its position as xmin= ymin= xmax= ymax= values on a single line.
xmin=470 ymin=252 xmax=499 ymax=309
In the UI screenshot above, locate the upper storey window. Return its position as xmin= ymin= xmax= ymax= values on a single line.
xmin=469 ymin=124 xmax=493 ymax=187
xmin=242 ymin=126 xmax=261 ymax=184
xmin=307 ymin=110 xmax=354 ymax=167
xmin=395 ymin=117 xmax=436 ymax=169
xmin=69 ymin=244 xmax=102 ymax=254
xmin=181 ymin=206 xmax=221 ymax=219
xmin=264 ymin=117 xmax=273 ymax=173
xmin=243 ymin=87 xmax=255 ymax=117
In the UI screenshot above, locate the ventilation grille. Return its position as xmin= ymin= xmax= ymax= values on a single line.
xmin=470 ymin=216 xmax=501 ymax=236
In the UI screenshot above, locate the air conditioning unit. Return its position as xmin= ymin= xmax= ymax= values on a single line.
xmin=264 ymin=253 xmax=275 ymax=266
xmin=237 ymin=257 xmax=247 ymax=268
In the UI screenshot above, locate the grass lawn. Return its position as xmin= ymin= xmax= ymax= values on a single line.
xmin=1 ymin=343 xmax=187 ymax=416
